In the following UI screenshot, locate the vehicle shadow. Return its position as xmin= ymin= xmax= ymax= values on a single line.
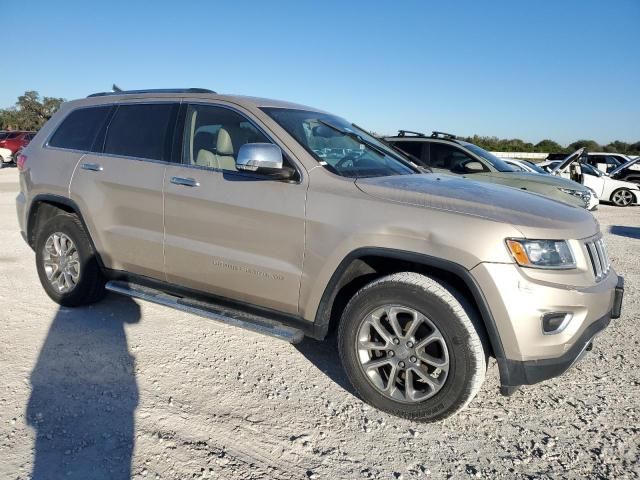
xmin=609 ymin=225 xmax=640 ymax=240
xmin=294 ymin=332 xmax=357 ymax=396
xmin=26 ymin=294 xmax=140 ymax=480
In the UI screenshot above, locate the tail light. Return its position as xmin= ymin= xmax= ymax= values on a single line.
xmin=17 ymin=154 xmax=27 ymax=171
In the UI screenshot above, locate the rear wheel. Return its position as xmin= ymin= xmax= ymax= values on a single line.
xmin=611 ymin=188 xmax=634 ymax=207
xmin=35 ymin=213 xmax=105 ymax=306
xmin=338 ymin=272 xmax=486 ymax=422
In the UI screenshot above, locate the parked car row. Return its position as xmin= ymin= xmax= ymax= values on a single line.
xmin=16 ymin=88 xmax=625 ymax=422
xmin=538 ymin=150 xmax=640 ymax=207
xmin=385 ymin=131 xmax=599 ymax=209
xmin=0 ymin=130 xmax=35 ymax=167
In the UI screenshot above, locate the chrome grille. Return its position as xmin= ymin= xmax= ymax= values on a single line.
xmin=585 ymin=237 xmax=611 ymax=281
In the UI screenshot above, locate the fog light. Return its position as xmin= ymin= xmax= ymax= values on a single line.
xmin=542 ymin=312 xmax=573 ymax=334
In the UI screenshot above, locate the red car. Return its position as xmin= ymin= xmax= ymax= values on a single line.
xmin=0 ymin=131 xmax=35 ymax=154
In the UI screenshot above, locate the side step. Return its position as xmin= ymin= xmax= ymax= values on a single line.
xmin=105 ymin=280 xmax=305 ymax=344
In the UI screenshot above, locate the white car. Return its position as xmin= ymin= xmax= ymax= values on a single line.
xmin=0 ymin=147 xmax=13 ymax=166
xmin=506 ymin=158 xmax=600 ymax=209
xmin=540 ymin=149 xmax=640 ymax=207
xmin=503 ymin=158 xmax=551 ymax=175
xmin=584 ymin=152 xmax=640 ymax=174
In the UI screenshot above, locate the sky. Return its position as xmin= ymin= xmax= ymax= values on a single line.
xmin=3 ymin=0 xmax=639 ymax=145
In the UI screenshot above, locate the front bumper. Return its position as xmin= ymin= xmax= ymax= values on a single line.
xmin=501 ymin=277 xmax=623 ymax=391
xmin=500 ymin=310 xmax=609 ymax=393
xmin=472 ymin=262 xmax=623 ymax=391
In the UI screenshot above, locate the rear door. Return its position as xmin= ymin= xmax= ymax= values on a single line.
xmin=70 ymin=102 xmax=179 ymax=280
xmin=163 ymin=102 xmax=307 ymax=314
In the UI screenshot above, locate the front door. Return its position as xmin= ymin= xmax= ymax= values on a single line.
xmin=163 ymin=103 xmax=307 ymax=314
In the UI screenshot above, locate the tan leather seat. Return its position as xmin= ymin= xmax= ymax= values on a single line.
xmin=215 ymin=127 xmax=245 ymax=171
xmin=193 ymin=131 xmax=218 ymax=168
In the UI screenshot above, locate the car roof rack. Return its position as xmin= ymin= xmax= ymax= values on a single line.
xmin=431 ymin=131 xmax=457 ymax=139
xmin=397 ymin=130 xmax=426 ymax=137
xmin=88 ymin=88 xmax=216 ymax=98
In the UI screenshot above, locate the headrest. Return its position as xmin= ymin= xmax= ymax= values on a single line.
xmin=216 ymin=126 xmax=247 ymax=156
xmin=193 ymin=131 xmax=215 ymax=150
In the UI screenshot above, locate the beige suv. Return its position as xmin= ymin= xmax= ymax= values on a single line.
xmin=16 ymin=89 xmax=624 ymax=422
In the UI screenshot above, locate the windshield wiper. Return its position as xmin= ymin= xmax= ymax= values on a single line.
xmin=316 ymin=119 xmax=388 ymax=157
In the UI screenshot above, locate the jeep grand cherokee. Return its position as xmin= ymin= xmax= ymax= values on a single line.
xmin=16 ymin=88 xmax=624 ymax=421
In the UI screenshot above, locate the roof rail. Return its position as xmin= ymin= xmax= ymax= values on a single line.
xmin=431 ymin=131 xmax=457 ymax=139
xmin=87 ymin=88 xmax=216 ymax=98
xmin=397 ymin=130 xmax=426 ymax=137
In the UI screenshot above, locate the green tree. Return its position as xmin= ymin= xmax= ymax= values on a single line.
xmin=604 ymin=140 xmax=630 ymax=154
xmin=628 ymin=141 xmax=640 ymax=154
xmin=0 ymin=90 xmax=65 ymax=130
xmin=535 ymin=139 xmax=564 ymax=152
xmin=568 ymin=139 xmax=601 ymax=152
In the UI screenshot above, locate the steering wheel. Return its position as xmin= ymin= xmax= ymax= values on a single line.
xmin=335 ymin=151 xmax=361 ymax=170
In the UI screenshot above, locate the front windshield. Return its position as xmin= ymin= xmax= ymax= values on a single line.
xmin=461 ymin=143 xmax=515 ymax=172
xmin=262 ymin=108 xmax=417 ymax=178
xmin=522 ymin=160 xmax=548 ymax=174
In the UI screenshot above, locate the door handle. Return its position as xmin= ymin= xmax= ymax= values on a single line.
xmin=80 ymin=163 xmax=103 ymax=172
xmin=170 ymin=176 xmax=199 ymax=187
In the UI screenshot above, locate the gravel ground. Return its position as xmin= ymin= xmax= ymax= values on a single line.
xmin=0 ymin=166 xmax=638 ymax=479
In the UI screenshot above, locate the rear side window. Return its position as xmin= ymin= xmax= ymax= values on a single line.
xmin=49 ymin=106 xmax=112 ymax=151
xmin=104 ymin=103 xmax=175 ymax=161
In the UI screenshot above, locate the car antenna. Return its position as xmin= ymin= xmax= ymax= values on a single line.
xmin=112 ymin=83 xmax=123 ymax=93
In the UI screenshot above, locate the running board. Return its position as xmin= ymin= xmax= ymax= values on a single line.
xmin=105 ymin=280 xmax=305 ymax=344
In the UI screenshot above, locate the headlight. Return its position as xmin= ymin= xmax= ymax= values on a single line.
xmin=559 ymin=187 xmax=590 ymax=205
xmin=506 ymin=239 xmax=576 ymax=269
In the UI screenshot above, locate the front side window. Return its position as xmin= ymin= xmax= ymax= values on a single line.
xmin=182 ymin=104 xmax=270 ymax=171
xmin=49 ymin=106 xmax=112 ymax=151
xmin=104 ymin=103 xmax=176 ymax=161
xmin=460 ymin=143 xmax=515 ymax=172
xmin=262 ymin=108 xmax=417 ymax=178
xmin=430 ymin=143 xmax=488 ymax=173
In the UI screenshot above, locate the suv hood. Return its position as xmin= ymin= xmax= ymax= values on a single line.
xmin=355 ymin=174 xmax=598 ymax=239
xmin=486 ymin=170 xmax=587 ymax=190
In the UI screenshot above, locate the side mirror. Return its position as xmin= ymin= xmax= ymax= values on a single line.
xmin=464 ymin=160 xmax=485 ymax=173
xmin=236 ymin=143 xmax=295 ymax=180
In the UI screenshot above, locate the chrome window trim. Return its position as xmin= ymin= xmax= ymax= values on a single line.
xmin=177 ymin=101 xmax=305 ymax=184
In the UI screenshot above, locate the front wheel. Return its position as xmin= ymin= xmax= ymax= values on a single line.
xmin=338 ymin=272 xmax=486 ymax=422
xmin=611 ymin=188 xmax=635 ymax=207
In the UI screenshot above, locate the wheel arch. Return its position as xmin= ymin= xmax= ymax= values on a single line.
xmin=26 ymin=195 xmax=104 ymax=266
xmin=314 ymin=247 xmax=513 ymax=386
xmin=609 ymin=186 xmax=637 ymax=206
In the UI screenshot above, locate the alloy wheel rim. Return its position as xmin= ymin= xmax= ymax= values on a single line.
xmin=613 ymin=190 xmax=632 ymax=206
xmin=355 ymin=304 xmax=450 ymax=403
xmin=43 ymin=232 xmax=80 ymax=293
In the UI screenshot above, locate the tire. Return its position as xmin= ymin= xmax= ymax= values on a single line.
xmin=338 ymin=272 xmax=486 ymax=422
xmin=610 ymin=188 xmax=634 ymax=207
xmin=35 ymin=213 xmax=105 ymax=307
